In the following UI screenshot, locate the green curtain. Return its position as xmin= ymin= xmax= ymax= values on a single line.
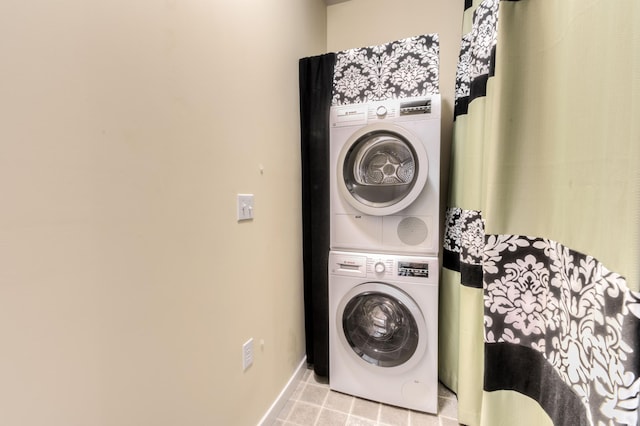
xmin=440 ymin=1 xmax=640 ymax=425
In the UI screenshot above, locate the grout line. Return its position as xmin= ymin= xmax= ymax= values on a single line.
xmin=312 ymin=386 xmax=331 ymax=426
xmin=311 ymin=402 xmax=322 ymax=426
xmin=344 ymin=394 xmax=356 ymax=424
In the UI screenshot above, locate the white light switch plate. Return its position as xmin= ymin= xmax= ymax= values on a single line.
xmin=242 ymin=338 xmax=254 ymax=370
xmin=237 ymin=194 xmax=254 ymax=221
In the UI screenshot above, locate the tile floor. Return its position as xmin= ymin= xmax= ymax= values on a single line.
xmin=273 ymin=368 xmax=460 ymax=426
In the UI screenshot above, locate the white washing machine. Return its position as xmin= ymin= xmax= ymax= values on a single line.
xmin=329 ymin=250 xmax=438 ymax=413
xmin=330 ymin=95 xmax=441 ymax=255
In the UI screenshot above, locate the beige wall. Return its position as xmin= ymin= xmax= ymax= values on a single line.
xmin=0 ymin=0 xmax=325 ymax=425
xmin=328 ymin=0 xmax=464 ymax=217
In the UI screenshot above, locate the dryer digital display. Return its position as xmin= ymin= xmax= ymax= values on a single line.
xmin=399 ymin=99 xmax=432 ymax=115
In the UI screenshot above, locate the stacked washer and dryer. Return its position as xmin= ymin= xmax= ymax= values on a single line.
xmin=328 ymin=95 xmax=441 ymax=413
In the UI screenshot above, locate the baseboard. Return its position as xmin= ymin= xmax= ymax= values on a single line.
xmin=257 ymin=356 xmax=307 ymax=426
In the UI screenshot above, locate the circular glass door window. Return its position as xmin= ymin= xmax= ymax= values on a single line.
xmin=342 ymin=290 xmax=419 ymax=367
xmin=337 ymin=124 xmax=429 ymax=216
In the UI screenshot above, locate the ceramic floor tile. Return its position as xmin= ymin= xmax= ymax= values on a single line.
xmin=325 ymin=390 xmax=354 ymax=413
xmin=276 ymin=399 xmax=296 ymax=421
xmin=287 ymin=401 xmax=321 ymax=426
xmin=302 ymin=369 xmax=313 ymax=382
xmin=379 ymin=403 xmax=410 ymax=426
xmin=439 ymin=417 xmax=460 ymax=426
xmin=350 ymin=397 xmax=380 ymax=421
xmin=317 ymin=408 xmax=349 ymax=426
xmin=345 ymin=415 xmax=378 ymax=426
xmin=300 ymin=383 xmax=330 ymax=406
xmin=290 ymin=380 xmax=305 ymax=401
xmin=409 ymin=410 xmax=440 ymax=426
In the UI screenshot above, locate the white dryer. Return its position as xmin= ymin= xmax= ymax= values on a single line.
xmin=329 ymin=250 xmax=438 ymax=413
xmin=330 ymin=95 xmax=441 ymax=255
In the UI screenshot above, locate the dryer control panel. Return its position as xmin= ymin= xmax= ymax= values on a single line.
xmin=330 ymin=95 xmax=441 ymax=128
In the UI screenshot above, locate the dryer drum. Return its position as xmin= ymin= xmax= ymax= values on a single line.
xmin=343 ymin=131 xmax=420 ymax=208
xmin=355 ymin=137 xmax=415 ymax=185
xmin=342 ymin=292 xmax=419 ymax=367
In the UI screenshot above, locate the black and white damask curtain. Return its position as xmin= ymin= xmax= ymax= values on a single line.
xmin=441 ymin=1 xmax=640 ymax=425
xmin=332 ymin=34 xmax=440 ymax=105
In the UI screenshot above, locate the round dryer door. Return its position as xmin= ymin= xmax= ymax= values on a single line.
xmin=337 ymin=123 xmax=429 ymax=216
xmin=338 ymin=282 xmax=427 ymax=370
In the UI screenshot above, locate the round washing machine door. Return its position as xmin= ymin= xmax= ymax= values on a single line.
xmin=337 ymin=123 xmax=429 ymax=216
xmin=337 ymin=282 xmax=427 ymax=371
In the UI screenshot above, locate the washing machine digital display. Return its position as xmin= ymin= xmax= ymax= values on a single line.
xmin=397 ymin=262 xmax=429 ymax=278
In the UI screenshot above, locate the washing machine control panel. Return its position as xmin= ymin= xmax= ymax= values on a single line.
xmin=365 ymin=258 xmax=429 ymax=279
xmin=330 ymin=252 xmax=436 ymax=281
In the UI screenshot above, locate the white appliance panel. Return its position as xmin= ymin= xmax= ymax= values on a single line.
xmin=330 ymin=96 xmax=441 ymax=255
xmin=329 ymin=250 xmax=439 ymax=413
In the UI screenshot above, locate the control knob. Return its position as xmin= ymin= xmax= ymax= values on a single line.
xmin=376 ymin=105 xmax=387 ymax=117
xmin=374 ymin=262 xmax=386 ymax=274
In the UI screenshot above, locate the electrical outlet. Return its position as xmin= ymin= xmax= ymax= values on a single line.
xmin=242 ymin=338 xmax=254 ymax=371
